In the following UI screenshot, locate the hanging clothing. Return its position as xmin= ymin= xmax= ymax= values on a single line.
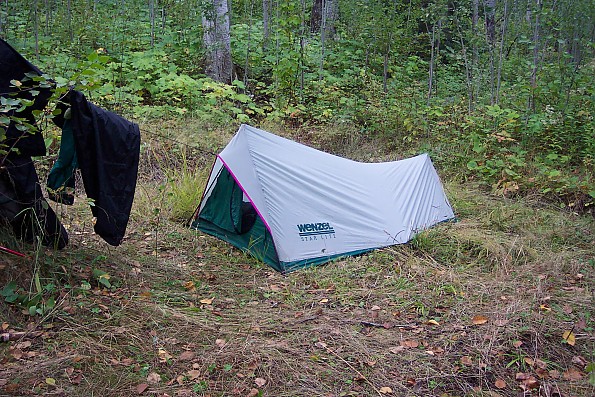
xmin=0 ymin=38 xmax=68 ymax=249
xmin=69 ymin=90 xmax=140 ymax=246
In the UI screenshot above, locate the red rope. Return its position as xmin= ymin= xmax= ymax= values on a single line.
xmin=0 ymin=246 xmax=27 ymax=257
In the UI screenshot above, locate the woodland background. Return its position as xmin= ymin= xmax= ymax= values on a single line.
xmin=1 ymin=0 xmax=594 ymax=210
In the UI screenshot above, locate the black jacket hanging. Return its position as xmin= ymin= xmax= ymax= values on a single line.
xmin=69 ymin=90 xmax=140 ymax=246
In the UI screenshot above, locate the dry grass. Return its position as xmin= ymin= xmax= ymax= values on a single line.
xmin=1 ymin=122 xmax=594 ymax=397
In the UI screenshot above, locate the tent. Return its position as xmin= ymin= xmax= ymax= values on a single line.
xmin=191 ymin=124 xmax=455 ymax=273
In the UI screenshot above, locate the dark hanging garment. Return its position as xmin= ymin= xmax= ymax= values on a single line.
xmin=1 ymin=153 xmax=69 ymax=249
xmin=0 ymin=38 xmax=52 ymax=157
xmin=0 ymin=39 xmax=67 ymax=249
xmin=69 ymin=90 xmax=140 ymax=246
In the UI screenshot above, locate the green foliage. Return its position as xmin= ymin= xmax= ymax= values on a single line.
xmin=1 ymin=280 xmax=56 ymax=316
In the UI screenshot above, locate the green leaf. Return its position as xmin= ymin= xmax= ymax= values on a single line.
xmin=467 ymin=160 xmax=479 ymax=170
xmin=1 ymin=281 xmax=18 ymax=298
xmin=45 ymin=296 xmax=56 ymax=311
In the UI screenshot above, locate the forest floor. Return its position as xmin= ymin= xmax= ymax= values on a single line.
xmin=0 ymin=121 xmax=594 ymax=397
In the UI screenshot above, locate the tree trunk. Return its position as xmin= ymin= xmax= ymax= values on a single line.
xmin=529 ymin=0 xmax=542 ymax=111
xmin=149 ymin=0 xmax=156 ymax=46
xmin=33 ymin=0 xmax=39 ymax=59
xmin=484 ymin=0 xmax=496 ymax=104
xmin=0 ymin=0 xmax=5 ymax=36
xmin=484 ymin=0 xmax=496 ymax=46
xmin=202 ymin=0 xmax=233 ymax=84
xmin=427 ymin=22 xmax=437 ymax=104
xmin=311 ymin=0 xmax=322 ymax=33
xmin=311 ymin=0 xmax=338 ymax=38
xmin=262 ymin=0 xmax=270 ymax=50
xmin=495 ymin=0 xmax=509 ymax=104
xmin=471 ymin=0 xmax=479 ymax=107
xmin=67 ymin=0 xmax=73 ymax=42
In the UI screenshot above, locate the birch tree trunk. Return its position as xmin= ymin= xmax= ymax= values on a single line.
xmin=202 ymin=0 xmax=233 ymax=84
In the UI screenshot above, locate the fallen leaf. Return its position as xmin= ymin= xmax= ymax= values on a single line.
xmin=515 ymin=372 xmax=530 ymax=381
xmin=400 ymin=340 xmax=419 ymax=348
xmin=379 ymin=386 xmax=393 ymax=394
xmin=46 ymin=378 xmax=56 ymax=386
xmin=187 ymin=370 xmax=200 ymax=380
xmin=512 ymin=340 xmax=523 ymax=348
xmin=563 ymin=368 xmax=583 ymax=381
xmin=178 ymin=351 xmax=195 ymax=361
xmin=136 ymin=383 xmax=148 ymax=394
xmin=183 ymin=281 xmax=195 ymax=291
xmin=147 ymin=372 xmax=161 ymax=384
xmin=158 ymin=348 xmax=172 ymax=363
xmin=520 ymin=376 xmax=539 ymax=390
xmin=4 ymin=383 xmax=20 ymax=393
xmin=254 ymin=378 xmax=266 ymax=387
xmin=371 ymin=305 xmax=381 ymax=311
xmin=10 ymin=349 xmax=23 ymax=360
xmin=269 ymin=284 xmax=282 ymax=291
xmin=247 ymin=388 xmax=259 ymax=397
xmin=460 ymin=356 xmax=472 ymax=366
xmin=535 ymin=367 xmax=549 ymax=379
xmin=0 ymin=379 xmax=7 ymax=386
xmin=15 ymin=341 xmax=31 ymax=349
xmin=494 ymin=319 xmax=509 ymax=327
xmin=472 ymin=315 xmax=488 ymax=325
xmin=200 ymin=297 xmax=214 ymax=305
xmin=539 ymin=304 xmax=551 ymax=312
xmin=548 ymin=370 xmax=560 ymax=379
xmin=571 ymin=355 xmax=588 ymax=367
xmin=562 ymin=305 xmax=573 ymax=314
xmin=426 ymin=319 xmax=440 ymax=326
xmin=389 ymin=346 xmax=405 ymax=354
xmin=319 ymin=298 xmax=329 ymax=304
xmin=524 ymin=357 xmax=535 ymax=366
xmin=494 ymin=379 xmax=506 ymax=389
xmin=294 ymin=311 xmax=304 ymax=318
xmin=1 ymin=323 xmax=8 ymax=331
xmin=562 ymin=330 xmax=576 ymax=346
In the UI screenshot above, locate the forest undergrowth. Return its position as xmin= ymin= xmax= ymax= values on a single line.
xmin=0 ymin=121 xmax=594 ymax=397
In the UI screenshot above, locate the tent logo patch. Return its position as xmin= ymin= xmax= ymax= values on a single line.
xmin=297 ymin=222 xmax=336 ymax=241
